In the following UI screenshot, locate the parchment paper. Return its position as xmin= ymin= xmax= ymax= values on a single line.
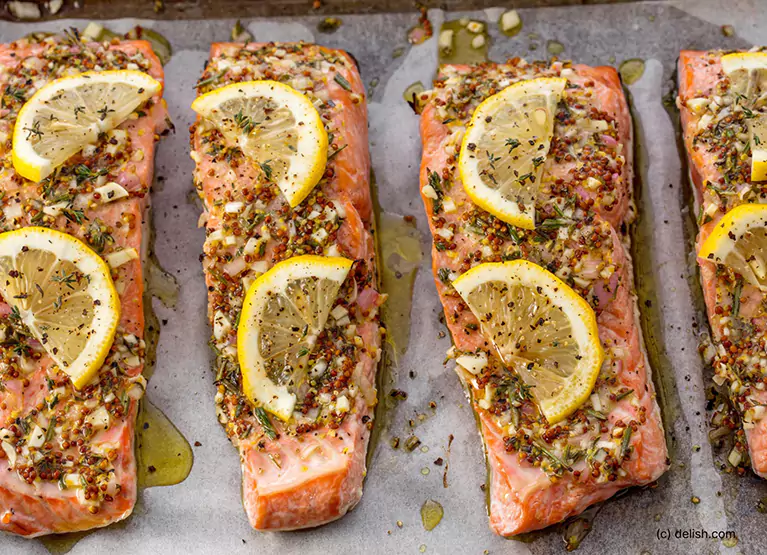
xmin=0 ymin=1 xmax=765 ymax=553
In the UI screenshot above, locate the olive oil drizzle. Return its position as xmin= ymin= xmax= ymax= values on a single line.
xmin=367 ymin=172 xmax=423 ymax=466
xmin=38 ymin=204 xmax=190 ymax=555
xmin=438 ymin=20 xmax=490 ymax=66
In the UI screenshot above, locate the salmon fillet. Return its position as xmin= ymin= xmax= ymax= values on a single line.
xmin=418 ymin=59 xmax=668 ymax=535
xmin=190 ymin=42 xmax=382 ymax=531
xmin=678 ymin=49 xmax=767 ymax=477
xmin=0 ymin=35 xmax=169 ymax=537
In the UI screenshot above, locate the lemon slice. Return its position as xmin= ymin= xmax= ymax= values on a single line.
xmin=750 ymin=116 xmax=767 ymax=182
xmin=699 ymin=203 xmax=767 ymax=289
xmin=721 ymin=52 xmax=767 ymax=91
xmin=721 ymin=52 xmax=767 ymax=181
xmin=191 ymin=80 xmax=328 ymax=208
xmin=12 ymin=70 xmax=162 ymax=183
xmin=458 ymin=77 xmax=566 ymax=230
xmin=0 ymin=227 xmax=120 ymax=388
xmin=237 ymin=255 xmax=353 ymax=420
xmin=452 ymin=259 xmax=603 ymax=423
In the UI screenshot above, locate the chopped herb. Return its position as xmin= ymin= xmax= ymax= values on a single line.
xmin=45 ymin=417 xmax=57 ymax=443
xmin=63 ymin=27 xmax=80 ymax=46
xmin=328 ymin=144 xmax=347 ymax=160
xmin=334 ymin=73 xmax=352 ymax=92
xmin=195 ymin=69 xmax=227 ymax=89
xmin=2 ymin=85 xmax=24 ymax=107
xmin=258 ymin=160 xmax=273 ymax=180
xmin=538 ymin=218 xmax=569 ymax=230
xmin=51 ymin=269 xmax=77 ymax=289
xmin=86 ymin=220 xmax=114 ymax=253
xmin=620 ymin=426 xmax=633 ymax=459
xmin=586 ymin=408 xmax=607 ymax=421
xmin=506 ymin=138 xmax=520 ymax=152
xmin=75 ymin=164 xmax=107 ymax=180
xmin=427 ymin=168 xmax=445 ymax=213
xmin=234 ymin=110 xmax=255 ymax=133
xmin=254 ymin=407 xmax=277 ymax=439
xmin=486 ymin=150 xmax=501 ymax=170
xmin=534 ymin=440 xmax=571 ymax=471
xmin=62 ymin=207 xmax=85 ymax=224
xmin=517 ymin=172 xmax=534 ymax=184
xmin=732 ymin=278 xmax=743 ymax=317
xmin=616 ymin=389 xmax=634 ymax=401
xmin=97 ymin=105 xmax=115 ymax=121
xmin=23 ymin=120 xmax=43 ymax=140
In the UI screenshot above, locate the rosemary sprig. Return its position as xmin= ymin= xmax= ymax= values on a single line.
xmin=732 ymin=278 xmax=743 ymax=317
xmin=254 ymin=407 xmax=277 ymax=439
xmin=585 ymin=408 xmax=607 ymax=421
xmin=334 ymin=73 xmax=352 ymax=92
xmin=616 ymin=389 xmax=634 ymax=401
xmin=620 ymin=426 xmax=633 ymax=459
xmin=45 ymin=416 xmax=57 ymax=443
xmin=194 ymin=69 xmax=227 ymax=89
xmin=534 ymin=440 xmax=571 ymax=471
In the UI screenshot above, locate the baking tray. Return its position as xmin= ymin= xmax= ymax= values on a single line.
xmin=0 ymin=1 xmax=765 ymax=553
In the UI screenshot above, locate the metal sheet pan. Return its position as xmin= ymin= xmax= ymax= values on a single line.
xmin=0 ymin=1 xmax=764 ymax=553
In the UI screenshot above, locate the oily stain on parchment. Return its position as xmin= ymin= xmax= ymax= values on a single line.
xmin=136 ymin=221 xmax=193 ymax=491
xmin=368 ymin=170 xmax=424 ymax=466
xmin=508 ymin=71 xmax=681 ymax=555
xmin=40 ymin=194 xmax=192 ymax=555
xmin=402 ymin=17 xmax=491 ymax=101
xmin=628 ymin=87 xmax=683 ymax=450
xmin=438 ymin=19 xmax=490 ymax=65
xmin=663 ymin=65 xmax=767 ymax=536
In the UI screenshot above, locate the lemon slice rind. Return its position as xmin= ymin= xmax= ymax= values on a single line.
xmin=458 ymin=77 xmax=566 ymax=230
xmin=191 ymin=80 xmax=328 ymax=208
xmin=452 ymin=259 xmax=603 ymax=424
xmin=0 ymin=227 xmax=120 ymax=389
xmin=721 ymin=52 xmax=767 ymax=75
xmin=237 ymin=255 xmax=353 ymax=421
xmin=721 ymin=52 xmax=767 ymax=182
xmin=698 ymin=203 xmax=767 ymax=290
xmin=12 ymin=70 xmax=162 ymax=183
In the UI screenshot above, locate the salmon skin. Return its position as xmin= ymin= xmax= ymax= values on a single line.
xmin=678 ymin=49 xmax=767 ymax=477
xmin=0 ymin=35 xmax=168 ymax=537
xmin=418 ymin=59 xmax=668 ymax=535
xmin=190 ymin=42 xmax=382 ymax=531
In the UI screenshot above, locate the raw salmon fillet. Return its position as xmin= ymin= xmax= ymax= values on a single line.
xmin=190 ymin=42 xmax=382 ymax=530
xmin=678 ymin=49 xmax=767 ymax=477
xmin=0 ymin=35 xmax=169 ymax=536
xmin=418 ymin=60 xmax=668 ymax=535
